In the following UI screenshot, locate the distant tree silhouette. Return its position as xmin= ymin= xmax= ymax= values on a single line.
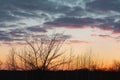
xmin=67 ymin=48 xmax=74 ymax=70
xmin=0 ymin=60 xmax=2 ymax=69
xmin=6 ymin=48 xmax=18 ymax=70
xmin=111 ymin=60 xmax=120 ymax=71
xmin=76 ymin=50 xmax=97 ymax=70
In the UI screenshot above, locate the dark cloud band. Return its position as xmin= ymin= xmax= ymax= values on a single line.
xmin=0 ymin=0 xmax=120 ymax=42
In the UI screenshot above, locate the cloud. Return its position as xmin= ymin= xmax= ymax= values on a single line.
xmin=98 ymin=35 xmax=112 ymax=39
xmin=0 ymin=29 xmax=26 ymax=42
xmin=0 ymin=28 xmax=71 ymax=43
xmin=0 ymin=0 xmax=120 ymax=42
xmin=26 ymin=26 xmax=47 ymax=32
xmin=9 ymin=28 xmax=26 ymax=38
xmin=69 ymin=40 xmax=89 ymax=44
xmin=87 ymin=0 xmax=120 ymax=12
xmin=55 ymin=33 xmax=72 ymax=40
xmin=0 ymin=30 xmax=12 ymax=41
xmin=91 ymin=34 xmax=115 ymax=39
xmin=44 ymin=16 xmax=120 ymax=34
xmin=44 ymin=17 xmax=107 ymax=27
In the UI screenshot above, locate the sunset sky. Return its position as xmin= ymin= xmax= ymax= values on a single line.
xmin=0 ymin=0 xmax=120 ymax=66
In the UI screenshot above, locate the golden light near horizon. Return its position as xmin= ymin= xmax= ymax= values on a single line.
xmin=0 ymin=26 xmax=120 ymax=69
xmin=47 ymin=27 xmax=120 ymax=61
xmin=0 ymin=0 xmax=120 ymax=70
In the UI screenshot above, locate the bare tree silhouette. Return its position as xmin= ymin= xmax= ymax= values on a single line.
xmin=6 ymin=48 xmax=17 ymax=70
xmin=67 ymin=48 xmax=74 ymax=70
xmin=0 ymin=60 xmax=2 ymax=70
xmin=111 ymin=60 xmax=120 ymax=71
xmin=16 ymin=33 xmax=68 ymax=70
xmin=76 ymin=50 xmax=97 ymax=70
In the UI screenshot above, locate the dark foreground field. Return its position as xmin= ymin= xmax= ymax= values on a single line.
xmin=0 ymin=69 xmax=120 ymax=80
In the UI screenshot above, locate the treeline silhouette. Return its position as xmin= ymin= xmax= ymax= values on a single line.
xmin=0 ymin=33 xmax=120 ymax=80
xmin=0 ymin=69 xmax=120 ymax=80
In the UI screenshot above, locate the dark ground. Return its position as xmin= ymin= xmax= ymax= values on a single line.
xmin=0 ymin=69 xmax=120 ymax=80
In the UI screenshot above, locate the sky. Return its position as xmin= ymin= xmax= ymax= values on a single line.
xmin=0 ymin=0 xmax=120 ymax=65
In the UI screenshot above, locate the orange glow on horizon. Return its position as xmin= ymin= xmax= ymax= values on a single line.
xmin=0 ymin=27 xmax=120 ymax=70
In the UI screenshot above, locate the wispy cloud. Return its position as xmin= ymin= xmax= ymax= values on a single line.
xmin=69 ymin=40 xmax=89 ymax=44
xmin=0 ymin=0 xmax=120 ymax=41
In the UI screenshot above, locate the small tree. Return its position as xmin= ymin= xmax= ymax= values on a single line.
xmin=67 ymin=48 xmax=74 ymax=70
xmin=6 ymin=48 xmax=17 ymax=70
xmin=17 ymin=33 xmax=68 ymax=70
xmin=76 ymin=50 xmax=97 ymax=70
xmin=111 ymin=60 xmax=120 ymax=71
xmin=0 ymin=60 xmax=2 ymax=70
